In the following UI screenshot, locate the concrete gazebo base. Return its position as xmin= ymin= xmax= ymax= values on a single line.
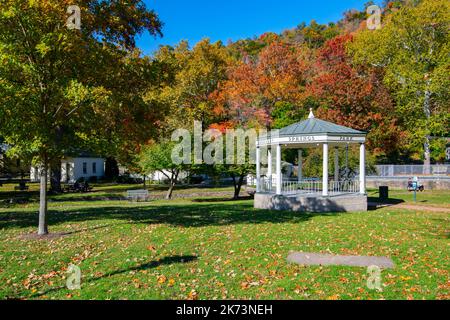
xmin=254 ymin=193 xmax=368 ymax=213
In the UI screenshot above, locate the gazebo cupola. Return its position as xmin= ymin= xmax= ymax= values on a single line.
xmin=254 ymin=109 xmax=368 ymax=213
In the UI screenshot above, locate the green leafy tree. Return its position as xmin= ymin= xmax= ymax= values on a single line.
xmin=148 ymin=39 xmax=231 ymax=132
xmin=0 ymin=0 xmax=162 ymax=235
xmin=139 ymin=141 xmax=188 ymax=200
xmin=350 ymin=0 xmax=450 ymax=166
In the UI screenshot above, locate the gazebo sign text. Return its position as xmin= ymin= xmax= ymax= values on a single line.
xmin=288 ymin=136 xmax=356 ymax=143
xmin=288 ymin=136 xmax=315 ymax=143
xmin=265 ymin=135 xmax=364 ymax=146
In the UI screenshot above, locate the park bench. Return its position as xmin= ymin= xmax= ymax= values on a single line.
xmin=127 ymin=189 xmax=149 ymax=202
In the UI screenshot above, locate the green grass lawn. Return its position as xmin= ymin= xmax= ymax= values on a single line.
xmin=0 ymin=184 xmax=448 ymax=300
xmin=0 ymin=182 xmax=237 ymax=205
xmin=368 ymin=188 xmax=450 ymax=208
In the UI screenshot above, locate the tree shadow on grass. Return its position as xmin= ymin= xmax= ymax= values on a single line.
xmin=0 ymin=201 xmax=342 ymax=231
xmin=30 ymin=255 xmax=198 ymax=299
xmin=0 ymin=190 xmax=40 ymax=204
xmin=367 ymin=197 xmax=405 ymax=211
xmin=19 ymin=223 xmax=122 ymax=240
xmin=101 ymin=255 xmax=198 ymax=278
xmin=192 ymin=196 xmax=254 ymax=203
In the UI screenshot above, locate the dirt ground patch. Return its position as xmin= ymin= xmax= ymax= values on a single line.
xmin=369 ymin=201 xmax=450 ymax=213
xmin=18 ymin=232 xmax=71 ymax=241
xmin=394 ymin=204 xmax=450 ymax=213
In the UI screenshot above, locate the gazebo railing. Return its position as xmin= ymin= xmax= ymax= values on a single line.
xmin=328 ymin=180 xmax=359 ymax=194
xmin=260 ymin=177 xmax=276 ymax=193
xmin=259 ymin=177 xmax=359 ymax=195
xmin=282 ymin=180 xmax=323 ymax=195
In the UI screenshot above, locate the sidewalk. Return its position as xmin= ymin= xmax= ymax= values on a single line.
xmin=368 ymin=201 xmax=450 ymax=213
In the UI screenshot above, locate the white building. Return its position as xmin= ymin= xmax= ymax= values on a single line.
xmin=146 ymin=170 xmax=189 ymax=183
xmin=31 ymin=157 xmax=105 ymax=182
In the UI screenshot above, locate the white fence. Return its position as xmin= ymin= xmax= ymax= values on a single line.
xmin=282 ymin=180 xmax=323 ymax=195
xmin=257 ymin=177 xmax=358 ymax=195
xmin=374 ymin=165 xmax=450 ymax=177
xmin=260 ymin=177 xmax=275 ymax=193
xmin=329 ymin=180 xmax=359 ymax=194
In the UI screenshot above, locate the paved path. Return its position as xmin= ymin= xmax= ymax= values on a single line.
xmin=287 ymin=252 xmax=395 ymax=269
xmin=394 ymin=204 xmax=450 ymax=213
xmin=368 ymin=202 xmax=450 ymax=213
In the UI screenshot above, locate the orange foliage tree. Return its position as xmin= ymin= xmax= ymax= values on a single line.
xmin=309 ymin=34 xmax=404 ymax=159
xmin=212 ymin=42 xmax=313 ymax=129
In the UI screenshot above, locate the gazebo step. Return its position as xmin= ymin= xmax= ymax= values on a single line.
xmin=254 ymin=193 xmax=368 ymax=213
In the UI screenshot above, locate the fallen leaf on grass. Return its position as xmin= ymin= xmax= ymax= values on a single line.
xmin=187 ymin=290 xmax=198 ymax=300
xmin=157 ymin=275 xmax=167 ymax=284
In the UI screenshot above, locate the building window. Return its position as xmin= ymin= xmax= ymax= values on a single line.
xmin=92 ymin=162 xmax=97 ymax=174
xmin=83 ymin=162 xmax=87 ymax=174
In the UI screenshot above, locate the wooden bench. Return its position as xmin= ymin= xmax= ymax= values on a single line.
xmin=127 ymin=189 xmax=149 ymax=202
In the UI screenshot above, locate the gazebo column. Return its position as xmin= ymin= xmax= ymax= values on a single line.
xmin=276 ymin=144 xmax=282 ymax=195
xmin=359 ymin=143 xmax=366 ymax=194
xmin=334 ymin=147 xmax=339 ymax=182
xmin=298 ymin=149 xmax=303 ymax=183
xmin=256 ymin=146 xmax=261 ymax=192
xmin=322 ymin=143 xmax=329 ymax=196
xmin=267 ymin=148 xmax=272 ymax=189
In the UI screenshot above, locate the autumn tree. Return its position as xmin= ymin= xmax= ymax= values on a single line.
xmin=309 ymin=34 xmax=403 ymax=160
xmin=0 ymin=0 xmax=162 ymax=235
xmin=147 ymin=39 xmax=231 ymax=135
xmin=208 ymin=42 xmax=314 ymax=195
xmin=350 ymin=0 xmax=450 ymax=166
xmin=227 ymin=32 xmax=280 ymax=60
xmin=215 ymin=41 xmax=313 ymax=129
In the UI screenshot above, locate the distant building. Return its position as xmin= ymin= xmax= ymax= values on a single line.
xmin=147 ymin=170 xmax=189 ymax=183
xmin=31 ymin=156 xmax=105 ymax=182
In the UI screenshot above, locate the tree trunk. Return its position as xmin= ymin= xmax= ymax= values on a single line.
xmin=38 ymin=158 xmax=48 ymax=236
xmin=105 ymin=157 xmax=119 ymax=180
xmin=166 ymin=182 xmax=175 ymax=200
xmin=50 ymin=158 xmax=62 ymax=193
xmin=424 ymin=136 xmax=431 ymax=174
xmin=233 ymin=185 xmax=240 ymax=200
xmin=143 ymin=174 xmax=146 ymax=189
xmin=165 ymin=171 xmax=179 ymax=200
xmin=423 ymin=86 xmax=432 ymax=175
xmin=232 ymin=174 xmax=245 ymax=200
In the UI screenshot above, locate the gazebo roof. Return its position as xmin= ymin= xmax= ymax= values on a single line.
xmin=257 ymin=110 xmax=366 ymax=148
xmin=279 ymin=111 xmax=365 ymax=136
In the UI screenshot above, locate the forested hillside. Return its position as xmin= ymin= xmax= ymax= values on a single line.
xmin=148 ymin=0 xmax=449 ymax=165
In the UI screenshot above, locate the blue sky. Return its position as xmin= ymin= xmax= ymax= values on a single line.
xmin=138 ymin=0 xmax=381 ymax=55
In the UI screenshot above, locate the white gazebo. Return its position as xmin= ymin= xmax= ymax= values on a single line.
xmin=254 ymin=110 xmax=368 ymax=213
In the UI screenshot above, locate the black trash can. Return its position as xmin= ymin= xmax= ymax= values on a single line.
xmin=379 ymin=186 xmax=389 ymax=200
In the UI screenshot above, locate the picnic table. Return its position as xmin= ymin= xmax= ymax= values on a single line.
xmin=127 ymin=189 xmax=149 ymax=202
xmin=63 ymin=181 xmax=93 ymax=193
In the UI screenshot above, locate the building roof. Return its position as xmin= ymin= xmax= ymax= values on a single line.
xmin=63 ymin=149 xmax=102 ymax=159
xmin=279 ymin=110 xmax=366 ymax=136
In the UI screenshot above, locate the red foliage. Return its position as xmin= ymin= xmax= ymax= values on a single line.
xmin=309 ymin=34 xmax=403 ymax=156
xmin=213 ymin=41 xmax=310 ymax=128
